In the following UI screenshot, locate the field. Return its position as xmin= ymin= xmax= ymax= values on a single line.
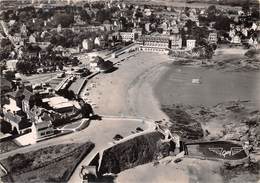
xmin=1 ymin=142 xmax=94 ymax=183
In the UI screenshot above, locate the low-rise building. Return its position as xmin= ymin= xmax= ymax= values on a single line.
xmin=208 ymin=32 xmax=218 ymax=44
xmin=170 ymin=34 xmax=182 ymax=49
xmin=43 ymin=96 xmax=75 ymax=113
xmin=186 ymin=39 xmax=196 ymax=50
xmin=82 ymin=38 xmax=94 ymax=51
xmin=6 ymin=60 xmax=18 ymax=71
xmin=120 ymin=32 xmax=138 ymax=42
xmin=29 ymin=107 xmax=54 ymax=140
xmin=231 ymin=35 xmax=241 ymax=45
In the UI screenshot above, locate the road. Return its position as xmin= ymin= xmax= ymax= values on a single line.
xmin=20 ymin=72 xmax=59 ymax=85
xmin=68 ymin=118 xmax=156 ymax=183
xmin=0 ymin=118 xmax=148 ymax=160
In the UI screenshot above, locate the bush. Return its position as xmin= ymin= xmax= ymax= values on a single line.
xmin=245 ymin=49 xmax=260 ymax=58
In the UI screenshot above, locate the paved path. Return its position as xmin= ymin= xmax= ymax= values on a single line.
xmin=68 ymin=119 xmax=156 ymax=183
xmin=0 ymin=118 xmax=147 ymax=161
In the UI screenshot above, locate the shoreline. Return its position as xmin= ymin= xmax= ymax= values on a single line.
xmin=86 ymin=52 xmax=172 ymax=122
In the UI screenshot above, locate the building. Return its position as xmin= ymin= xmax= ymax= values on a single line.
xmin=231 ymin=35 xmax=241 ymax=45
xmin=3 ymin=111 xmax=31 ymax=134
xmin=103 ymin=20 xmax=113 ymax=32
xmin=145 ymin=23 xmax=151 ymax=33
xmin=0 ymin=77 xmax=12 ymax=94
xmin=120 ymin=32 xmax=138 ymax=42
xmin=2 ymin=88 xmax=33 ymax=134
xmin=186 ymin=39 xmax=196 ymax=50
xmin=170 ymin=34 xmax=182 ymax=49
xmin=208 ymin=32 xmax=218 ymax=44
xmin=43 ymin=96 xmax=75 ymax=113
xmin=132 ymin=28 xmax=143 ymax=37
xmin=137 ymin=35 xmax=170 ymax=54
xmin=22 ymin=89 xmax=35 ymax=115
xmin=82 ymin=38 xmax=94 ymax=51
xmin=94 ymin=37 xmax=105 ymax=47
xmin=29 ymin=106 xmax=54 ymax=140
xmin=6 ymin=60 xmax=18 ymax=71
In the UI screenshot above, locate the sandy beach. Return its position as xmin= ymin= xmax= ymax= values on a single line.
xmin=87 ymin=52 xmax=171 ymax=121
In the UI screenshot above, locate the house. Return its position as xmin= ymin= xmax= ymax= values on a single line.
xmin=6 ymin=60 xmax=18 ymax=71
xmin=231 ymin=35 xmax=241 ymax=45
xmin=29 ymin=34 xmax=37 ymax=43
xmin=120 ymin=32 xmax=138 ymax=42
xmin=3 ymin=111 xmax=31 ymax=134
xmin=29 ymin=107 xmax=54 ymax=140
xmin=94 ymin=37 xmax=105 ymax=47
xmin=145 ymin=23 xmax=151 ymax=32
xmin=186 ymin=39 xmax=196 ymax=50
xmin=103 ymin=20 xmax=113 ymax=32
xmin=22 ymin=89 xmax=35 ymax=115
xmin=82 ymin=38 xmax=94 ymax=51
xmin=132 ymin=28 xmax=143 ymax=37
xmin=208 ymin=32 xmax=218 ymax=44
xmin=170 ymin=34 xmax=182 ymax=49
xmin=20 ymin=24 xmax=28 ymax=36
xmin=0 ymin=77 xmax=12 ymax=94
xmin=144 ymin=9 xmax=152 ymax=16
xmin=3 ymin=89 xmax=24 ymax=114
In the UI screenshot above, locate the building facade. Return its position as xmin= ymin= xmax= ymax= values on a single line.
xmin=186 ymin=39 xmax=196 ymax=50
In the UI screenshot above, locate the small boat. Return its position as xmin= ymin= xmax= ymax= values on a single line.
xmin=192 ymin=78 xmax=201 ymax=84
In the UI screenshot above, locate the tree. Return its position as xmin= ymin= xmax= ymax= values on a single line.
xmin=206 ymin=5 xmax=217 ymax=21
xmin=53 ymin=13 xmax=74 ymax=27
xmin=185 ymin=20 xmax=197 ymax=32
xmin=242 ymin=0 xmax=250 ymax=15
xmin=251 ymin=7 xmax=259 ymax=19
xmin=214 ymin=15 xmax=232 ymax=31
xmin=4 ymin=70 xmax=15 ymax=81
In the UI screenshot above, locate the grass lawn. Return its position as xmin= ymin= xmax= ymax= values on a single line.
xmin=1 ymin=142 xmax=94 ymax=183
xmin=0 ymin=140 xmax=20 ymax=154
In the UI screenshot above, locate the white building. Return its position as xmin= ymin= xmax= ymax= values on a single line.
xmin=231 ymin=35 xmax=241 ymax=44
xmin=94 ymin=37 xmax=105 ymax=47
xmin=132 ymin=28 xmax=143 ymax=37
xmin=29 ymin=34 xmax=36 ymax=43
xmin=208 ymin=32 xmax=218 ymax=44
xmin=6 ymin=60 xmax=19 ymax=71
xmin=82 ymin=39 xmax=94 ymax=51
xmin=170 ymin=34 xmax=182 ymax=49
xmin=186 ymin=39 xmax=196 ymax=50
xmin=120 ymin=32 xmax=138 ymax=42
xmin=145 ymin=23 xmax=151 ymax=32
xmin=31 ymin=113 xmax=54 ymax=140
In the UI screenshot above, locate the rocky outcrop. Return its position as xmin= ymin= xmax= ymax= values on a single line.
xmin=97 ymin=132 xmax=171 ymax=175
xmin=162 ymin=105 xmax=204 ymax=140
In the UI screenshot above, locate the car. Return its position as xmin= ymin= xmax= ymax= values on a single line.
xmin=174 ymin=158 xmax=182 ymax=163
xmin=113 ymin=134 xmax=123 ymax=141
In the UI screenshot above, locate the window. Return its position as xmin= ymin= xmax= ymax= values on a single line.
xmin=40 ymin=132 xmax=45 ymax=136
xmin=38 ymin=127 xmax=48 ymax=131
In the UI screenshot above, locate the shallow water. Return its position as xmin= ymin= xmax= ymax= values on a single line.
xmin=154 ymin=64 xmax=260 ymax=108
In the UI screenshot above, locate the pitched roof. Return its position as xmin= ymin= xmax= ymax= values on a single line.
xmin=7 ymin=89 xmax=24 ymax=99
xmin=4 ymin=112 xmax=22 ymax=124
xmin=23 ymin=89 xmax=34 ymax=101
xmin=0 ymin=77 xmax=12 ymax=90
